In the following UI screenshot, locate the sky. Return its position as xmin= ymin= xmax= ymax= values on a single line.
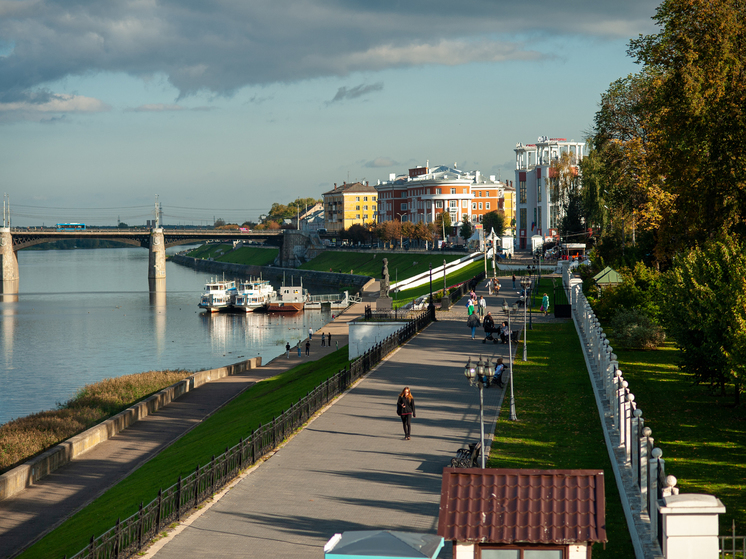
xmin=0 ymin=0 xmax=660 ymax=227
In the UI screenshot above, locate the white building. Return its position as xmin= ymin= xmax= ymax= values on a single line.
xmin=514 ymin=136 xmax=585 ymax=250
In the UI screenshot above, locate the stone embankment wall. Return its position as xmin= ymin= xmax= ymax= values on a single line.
xmin=171 ymin=254 xmax=373 ymax=292
xmin=0 ymin=357 xmax=261 ymax=502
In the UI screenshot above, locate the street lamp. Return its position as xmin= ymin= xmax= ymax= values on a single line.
xmin=528 ymin=264 xmax=536 ymax=330
xmin=519 ymin=278 xmax=530 ymax=361
xmin=463 ymin=355 xmax=495 ymax=468
xmin=428 ymin=263 xmax=436 ymax=321
xmin=502 ymin=300 xmax=519 ymax=421
xmin=396 ymin=212 xmax=406 ymax=249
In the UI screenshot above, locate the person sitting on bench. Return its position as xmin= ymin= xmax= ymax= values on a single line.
xmin=494 ymin=358 xmax=506 ymax=388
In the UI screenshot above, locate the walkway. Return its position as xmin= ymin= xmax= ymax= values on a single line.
xmin=145 ymin=280 xmax=537 ymax=559
xmin=0 ymin=294 xmax=372 ymax=559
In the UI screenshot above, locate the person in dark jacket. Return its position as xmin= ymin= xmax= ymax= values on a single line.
xmin=482 ymin=312 xmax=495 ymax=343
xmin=396 ymin=387 xmax=416 ymax=440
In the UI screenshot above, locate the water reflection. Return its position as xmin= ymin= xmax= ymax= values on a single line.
xmin=1 ymin=301 xmax=16 ymax=366
xmin=150 ymin=289 xmax=167 ymax=357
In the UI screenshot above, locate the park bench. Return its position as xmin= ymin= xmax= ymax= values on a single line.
xmin=450 ymin=442 xmax=481 ymax=468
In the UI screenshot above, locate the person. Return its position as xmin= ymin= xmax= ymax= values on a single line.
xmin=298 ymin=341 xmax=302 ymax=356
xmin=494 ymin=358 xmax=505 ymax=388
xmin=321 ymin=332 xmax=326 ymax=346
xmin=479 ymin=296 xmax=487 ymax=317
xmin=327 ymin=332 xmax=332 ymax=347
xmin=499 ymin=321 xmax=509 ymax=344
xmin=542 ymin=293 xmax=550 ymax=317
xmin=482 ymin=312 xmax=495 ymax=343
xmin=467 ymin=313 xmax=480 ymax=339
xmin=467 ymin=299 xmax=475 ymax=316
xmin=308 ymin=327 xmax=313 ymax=340
xmin=494 ymin=278 xmax=500 ymax=293
xmin=396 ymin=387 xmax=416 ymax=440
xmin=512 ymin=273 xmax=516 ymax=288
xmin=305 ymin=340 xmax=310 ymax=356
xmin=285 ymin=342 xmax=290 ymax=358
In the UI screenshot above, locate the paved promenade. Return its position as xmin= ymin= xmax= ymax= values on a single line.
xmin=146 ymin=280 xmax=539 ymax=559
xmin=0 ymin=295 xmax=373 ymax=559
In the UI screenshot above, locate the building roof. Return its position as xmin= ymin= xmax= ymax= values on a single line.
xmin=437 ymin=468 xmax=607 ymax=545
xmin=322 ymin=182 xmax=377 ymax=196
xmin=593 ymin=266 xmax=623 ymax=286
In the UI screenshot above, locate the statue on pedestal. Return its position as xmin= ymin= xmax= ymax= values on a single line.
xmin=380 ymin=258 xmax=390 ymax=298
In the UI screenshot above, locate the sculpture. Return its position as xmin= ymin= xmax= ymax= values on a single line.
xmin=380 ymin=258 xmax=390 ymax=298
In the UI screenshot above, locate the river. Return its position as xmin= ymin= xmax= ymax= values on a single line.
xmin=0 ymin=246 xmax=333 ymax=425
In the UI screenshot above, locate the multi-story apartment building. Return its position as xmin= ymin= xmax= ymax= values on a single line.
xmin=375 ymin=164 xmax=513 ymax=229
xmin=514 ymin=137 xmax=585 ymax=249
xmin=322 ymin=182 xmax=378 ymax=233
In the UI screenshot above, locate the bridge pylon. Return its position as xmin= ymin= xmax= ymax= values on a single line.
xmin=148 ymin=228 xmax=166 ymax=292
xmin=0 ymin=228 xmax=19 ymax=296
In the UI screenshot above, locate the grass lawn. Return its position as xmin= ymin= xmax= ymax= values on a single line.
xmin=18 ymin=348 xmax=352 ymax=559
xmin=185 ymin=244 xmax=278 ymax=266
xmin=610 ymin=341 xmax=746 ymax=535
xmin=299 ymin=250 xmax=465 ymax=280
xmin=489 ymin=321 xmax=635 ymax=558
xmin=393 ymin=260 xmax=487 ymax=308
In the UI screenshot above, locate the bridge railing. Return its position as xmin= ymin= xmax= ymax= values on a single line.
xmin=66 ymin=310 xmax=433 ymax=559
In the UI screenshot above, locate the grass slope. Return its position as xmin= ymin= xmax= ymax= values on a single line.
xmin=611 ymin=341 xmax=745 ymax=535
xmin=393 ymin=260 xmax=486 ymax=307
xmin=186 ymin=244 xmax=278 ymax=266
xmin=299 ymin=251 xmax=465 ymax=280
xmin=489 ymin=322 xmax=635 ymax=558
xmin=19 ymin=348 xmax=351 ymax=559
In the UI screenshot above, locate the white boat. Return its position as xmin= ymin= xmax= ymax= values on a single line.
xmin=267 ymin=276 xmax=308 ymax=312
xmin=198 ymin=277 xmax=237 ymax=312
xmin=232 ymin=278 xmax=276 ymax=312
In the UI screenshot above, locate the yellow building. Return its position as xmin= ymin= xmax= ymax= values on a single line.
xmin=322 ymin=181 xmax=379 ymax=232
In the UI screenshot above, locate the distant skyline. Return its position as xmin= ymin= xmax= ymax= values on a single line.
xmin=1 ymin=0 xmax=659 ymax=226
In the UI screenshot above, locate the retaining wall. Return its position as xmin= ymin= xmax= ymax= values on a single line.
xmin=0 ymin=357 xmax=261 ymax=502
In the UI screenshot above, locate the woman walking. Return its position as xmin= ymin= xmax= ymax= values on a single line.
xmin=396 ymin=387 xmax=416 ymax=440
xmin=541 ymin=292 xmax=550 ymax=317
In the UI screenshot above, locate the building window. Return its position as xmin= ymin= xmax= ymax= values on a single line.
xmin=356 ymin=205 xmax=360 ymax=210
xmin=472 ymin=202 xmax=477 ymax=209
xmin=436 ymin=201 xmax=443 ymax=208
xmin=461 ymin=200 xmax=468 ymax=208
xmin=364 ymin=214 xmax=368 ymax=220
xmin=519 ymin=181 xmax=527 ymax=204
xmin=435 ymin=188 xmax=441 ymax=195
xmin=356 ymin=197 xmax=360 ymax=201
xmin=364 ymin=205 xmax=368 ymax=210
xmin=520 ymin=208 xmax=527 ymax=230
xmin=449 ymin=200 xmax=458 ymax=209
xmin=478 ymin=202 xmax=483 ymax=210
xmin=537 ymin=177 xmax=542 ymax=202
xmin=450 ymin=188 xmax=456 ymax=194
xmin=401 ymin=203 xmax=408 ymax=210
xmin=364 ymin=196 xmax=368 ymax=201
xmin=486 ymin=202 xmax=490 ymax=210
xmin=356 ymin=214 xmax=360 ymax=219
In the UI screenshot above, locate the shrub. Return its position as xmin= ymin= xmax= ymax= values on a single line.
xmin=610 ymin=308 xmax=666 ymax=350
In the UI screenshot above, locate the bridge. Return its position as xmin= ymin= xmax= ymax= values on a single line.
xmin=0 ymin=227 xmax=286 ymax=295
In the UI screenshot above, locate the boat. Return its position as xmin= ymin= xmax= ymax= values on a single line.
xmin=198 ymin=277 xmax=237 ymax=312
xmin=232 ymin=278 xmax=276 ymax=312
xmin=266 ymin=277 xmax=308 ymax=312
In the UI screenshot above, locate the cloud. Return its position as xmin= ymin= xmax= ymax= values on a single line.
xmin=364 ymin=157 xmax=399 ymax=168
xmin=330 ymin=82 xmax=383 ymax=103
xmin=0 ymin=90 xmax=110 ymax=122
xmin=0 ymin=0 xmax=658 ymax=99
xmin=126 ymin=103 xmax=214 ymax=112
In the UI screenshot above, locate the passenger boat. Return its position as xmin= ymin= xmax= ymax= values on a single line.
xmin=198 ymin=277 xmax=237 ymax=312
xmin=232 ymin=278 xmax=276 ymax=312
xmin=266 ymin=277 xmax=308 ymax=312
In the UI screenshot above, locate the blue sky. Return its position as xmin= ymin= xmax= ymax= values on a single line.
xmin=0 ymin=0 xmax=659 ymax=226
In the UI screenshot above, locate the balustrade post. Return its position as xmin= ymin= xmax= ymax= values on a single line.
xmin=114 ymin=517 xmax=121 ymax=559
xmin=641 ymin=428 xmax=652 ymax=513
xmin=624 ymin=393 xmax=634 ymax=465
xmin=632 ymin=409 xmax=643 ymax=485
xmin=598 ymin=332 xmax=607 ymax=373
xmin=649 ymin=448 xmax=663 ymax=541
xmin=618 ymin=380 xmax=628 ymax=448
xmin=194 ymin=465 xmax=200 ymax=506
xmin=607 ymin=354 xmax=618 ymax=409
xmin=613 ymin=370 xmax=622 ymax=431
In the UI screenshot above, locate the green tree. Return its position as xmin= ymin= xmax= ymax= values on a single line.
xmin=481 ymin=211 xmax=506 ymax=237
xmin=662 ymin=233 xmax=746 ymax=405
xmin=434 ymin=212 xmax=452 ymax=239
xmin=459 ymin=216 xmax=473 ymax=242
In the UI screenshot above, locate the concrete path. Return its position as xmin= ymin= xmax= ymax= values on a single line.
xmin=146 ymin=281 xmax=535 ymax=559
xmin=0 ymin=297 xmax=371 ymax=559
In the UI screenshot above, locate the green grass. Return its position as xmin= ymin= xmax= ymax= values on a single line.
xmin=489 ymin=322 xmax=635 ymax=558
xmin=393 ymin=260 xmax=487 ymax=308
xmin=610 ymin=340 xmax=746 ymax=536
xmin=19 ymin=348 xmax=352 ymax=559
xmin=299 ymin=250 xmax=465 ymax=280
xmin=185 ymin=244 xmax=278 ymax=266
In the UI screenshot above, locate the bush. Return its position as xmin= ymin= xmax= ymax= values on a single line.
xmin=610 ymin=308 xmax=666 ymax=350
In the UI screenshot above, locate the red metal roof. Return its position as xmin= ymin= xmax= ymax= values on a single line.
xmin=437 ymin=468 xmax=607 ymax=545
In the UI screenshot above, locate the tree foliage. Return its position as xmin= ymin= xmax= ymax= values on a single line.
xmin=459 ymin=216 xmax=473 ymax=241
xmin=266 ymin=198 xmax=321 ymax=223
xmin=481 ymin=211 xmax=505 ymax=237
xmin=661 ymin=233 xmax=746 ymax=405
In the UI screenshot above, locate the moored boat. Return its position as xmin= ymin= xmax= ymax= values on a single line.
xmin=266 ymin=277 xmax=308 ymax=312
xmin=198 ymin=277 xmax=237 ymax=312
xmin=232 ymin=278 xmax=276 ymax=312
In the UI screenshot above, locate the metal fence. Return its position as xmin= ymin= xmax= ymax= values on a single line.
xmin=721 ymin=521 xmax=746 ymax=559
xmin=66 ymin=310 xmax=432 ymax=559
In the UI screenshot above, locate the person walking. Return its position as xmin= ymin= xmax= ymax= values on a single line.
xmin=512 ymin=273 xmax=516 ymax=288
xmin=479 ymin=296 xmax=487 ymax=317
xmin=285 ymin=342 xmax=290 ymax=358
xmin=308 ymin=327 xmax=313 ymax=340
xmin=542 ymin=293 xmax=550 ymax=317
xmin=482 ymin=312 xmax=495 ymax=343
xmin=467 ymin=313 xmax=480 ymax=339
xmin=327 ymin=332 xmax=332 ymax=347
xmin=396 ymin=387 xmax=416 ymax=440
xmin=321 ymin=332 xmax=326 ymax=347
xmin=467 ymin=299 xmax=475 ymax=316
xmin=298 ymin=341 xmax=302 ymax=357
xmin=494 ymin=358 xmax=505 ymax=388
xmin=305 ymin=340 xmax=310 ymax=356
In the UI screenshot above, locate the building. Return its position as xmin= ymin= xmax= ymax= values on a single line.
xmin=438 ymin=467 xmax=607 ymax=559
xmin=375 ymin=164 xmax=512 ymax=229
xmin=322 ymin=182 xmax=379 ymax=233
xmin=514 ymin=136 xmax=585 ymax=249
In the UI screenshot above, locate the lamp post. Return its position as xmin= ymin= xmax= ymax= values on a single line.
xmin=443 ymin=259 xmax=447 ymax=296
xmin=528 ymin=264 xmax=536 ymax=330
xmin=463 ymin=355 xmax=495 ymax=468
xmin=502 ymin=300 xmax=519 ymax=421
xmin=396 ymin=212 xmax=406 ymax=249
xmin=519 ymin=278 xmax=530 ymax=361
xmin=428 ymin=263 xmax=436 ymax=321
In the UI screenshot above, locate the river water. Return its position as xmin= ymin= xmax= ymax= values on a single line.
xmin=0 ymin=246 xmax=333 ymax=425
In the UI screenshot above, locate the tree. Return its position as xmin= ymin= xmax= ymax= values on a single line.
xmin=481 ymin=211 xmax=506 ymax=237
xmin=459 ymin=216 xmax=473 ymax=241
xmin=434 ymin=212 xmax=452 ymax=239
xmin=344 ymin=224 xmax=369 ymax=244
xmin=214 ymin=218 xmax=226 ymax=227
xmin=662 ymin=233 xmax=746 ymax=406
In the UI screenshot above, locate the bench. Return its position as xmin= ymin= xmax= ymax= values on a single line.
xmin=450 ymin=442 xmax=481 ymax=468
